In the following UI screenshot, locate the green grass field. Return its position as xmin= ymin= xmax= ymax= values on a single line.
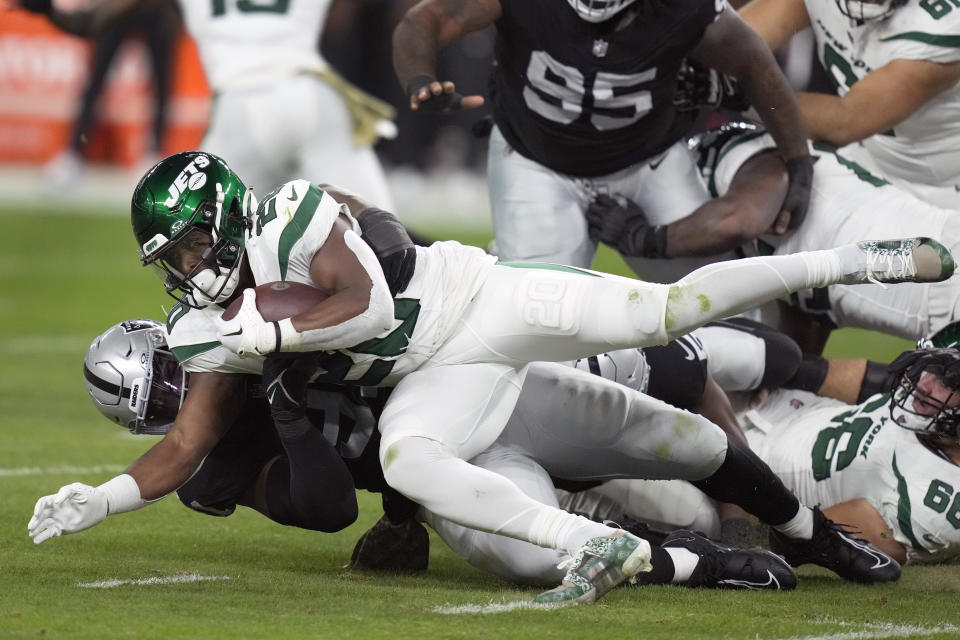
xmin=2 ymin=207 xmax=955 ymax=639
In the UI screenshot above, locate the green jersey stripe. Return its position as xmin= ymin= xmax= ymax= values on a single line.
xmin=892 ymin=453 xmax=924 ymax=551
xmin=496 ymin=261 xmax=600 ymax=277
xmin=880 ymin=32 xmax=960 ymax=47
xmin=171 ymin=341 xmax=221 ymax=363
xmin=277 ymin=185 xmax=324 ymax=281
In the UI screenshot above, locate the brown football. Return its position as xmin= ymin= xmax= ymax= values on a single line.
xmin=221 ymin=281 xmax=328 ymax=322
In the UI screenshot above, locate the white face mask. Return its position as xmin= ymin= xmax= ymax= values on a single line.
xmin=190 ymin=266 xmax=240 ymax=307
xmin=566 ymin=0 xmax=637 ymax=23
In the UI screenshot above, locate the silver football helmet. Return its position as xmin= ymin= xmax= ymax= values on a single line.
xmin=573 ymin=348 xmax=650 ymax=392
xmin=566 ymin=0 xmax=637 ymax=22
xmin=834 ymin=0 xmax=906 ymax=22
xmin=83 ymin=320 xmax=186 ymax=435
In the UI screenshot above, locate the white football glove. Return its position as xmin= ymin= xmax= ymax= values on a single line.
xmin=216 ymin=288 xmax=282 ymax=357
xmin=28 ymin=483 xmax=108 ymax=544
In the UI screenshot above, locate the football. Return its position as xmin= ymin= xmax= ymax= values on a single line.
xmin=221 ymin=281 xmax=327 ymax=322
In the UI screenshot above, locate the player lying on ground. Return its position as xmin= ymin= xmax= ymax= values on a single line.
xmin=571 ymin=323 xmax=960 ymax=565
xmin=586 ymin=120 xmax=960 ymax=353
xmin=76 ymin=319 xmax=804 ymax=590
xmin=33 ymin=153 xmax=950 ymax=604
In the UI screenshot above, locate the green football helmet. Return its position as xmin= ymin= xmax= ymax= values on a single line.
xmin=131 ymin=151 xmax=254 ymax=307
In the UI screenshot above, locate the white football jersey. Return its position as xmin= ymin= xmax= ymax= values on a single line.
xmin=165 ymin=299 xmax=264 ymax=375
xmin=179 ymin=0 xmax=330 ymax=91
xmin=246 ymin=181 xmax=497 ymax=386
xmin=805 ymin=0 xmax=960 ymax=204
xmin=705 ymin=130 xmax=960 ymax=339
xmin=745 ymin=389 xmax=960 ymax=562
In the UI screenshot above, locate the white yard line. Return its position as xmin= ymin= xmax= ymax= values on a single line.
xmin=0 ymin=464 xmax=125 ymax=477
xmin=431 ymin=601 xmax=563 ymax=615
xmin=77 ymin=574 xmax=231 ymax=589
xmin=763 ymin=620 xmax=960 ymax=640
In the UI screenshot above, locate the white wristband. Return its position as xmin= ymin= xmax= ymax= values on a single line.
xmin=97 ymin=474 xmax=146 ymax=514
xmin=277 ymin=317 xmax=303 ymax=352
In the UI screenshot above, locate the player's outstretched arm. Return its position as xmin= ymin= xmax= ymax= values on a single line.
xmin=392 ymin=0 xmax=499 ymax=111
xmin=738 ymin=0 xmax=811 ymax=50
xmin=28 ymin=372 xmax=244 ymax=544
xmin=691 ymin=10 xmax=813 ymax=230
xmin=823 ymin=499 xmax=907 ymax=565
xmin=796 ymin=59 xmax=960 ymax=148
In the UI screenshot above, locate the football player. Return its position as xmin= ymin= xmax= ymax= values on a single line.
xmin=586 ymin=120 xmax=960 ymax=353
xmin=32 ymin=153 xmax=946 ymax=604
xmin=392 ymin=0 xmax=815 ymax=283
xmin=22 ymin=0 xmax=396 ymax=209
xmin=76 ymin=318 xmax=802 ymax=590
xmin=740 ymin=0 xmax=960 ymax=208
xmin=79 ymin=319 xmax=429 ymax=570
xmin=577 ymin=328 xmax=960 ymax=566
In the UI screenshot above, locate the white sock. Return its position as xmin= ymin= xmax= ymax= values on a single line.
xmin=666 ymin=547 xmax=701 ymax=583
xmin=772 ymin=506 xmax=814 ymax=540
xmin=552 ymin=516 xmax=617 ymax=557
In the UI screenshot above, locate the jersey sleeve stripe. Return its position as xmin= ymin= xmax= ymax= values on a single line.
xmin=171 ymin=341 xmax=221 ymax=363
xmin=277 ymin=185 xmax=324 ymax=281
xmin=879 ymin=32 xmax=960 ymax=47
xmin=892 ymin=453 xmax=924 ymax=552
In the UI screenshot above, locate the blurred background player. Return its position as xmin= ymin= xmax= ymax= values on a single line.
xmin=392 ymin=0 xmax=815 ymax=283
xmin=30 ymin=0 xmax=397 ymax=208
xmin=740 ymin=0 xmax=960 ymax=209
xmin=20 ymin=0 xmax=181 ymax=190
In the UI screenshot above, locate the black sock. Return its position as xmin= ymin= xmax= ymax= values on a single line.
xmin=631 ymin=546 xmax=676 ymax=585
xmin=692 ymin=437 xmax=801 ymax=526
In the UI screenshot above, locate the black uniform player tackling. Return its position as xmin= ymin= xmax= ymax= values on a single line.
xmin=393 ymin=0 xmax=814 ymax=281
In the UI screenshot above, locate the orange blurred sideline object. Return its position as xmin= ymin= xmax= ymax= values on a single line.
xmin=0 ymin=6 xmax=210 ymax=168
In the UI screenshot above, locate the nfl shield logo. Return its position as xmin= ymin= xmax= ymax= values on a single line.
xmin=592 ymin=39 xmax=608 ymax=58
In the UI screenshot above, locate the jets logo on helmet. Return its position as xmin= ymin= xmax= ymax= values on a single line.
xmin=163 ymin=154 xmax=211 ymax=207
xmin=131 ymin=151 xmax=254 ymax=308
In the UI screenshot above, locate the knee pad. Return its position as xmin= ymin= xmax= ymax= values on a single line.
xmin=707 ymin=318 xmax=803 ymax=389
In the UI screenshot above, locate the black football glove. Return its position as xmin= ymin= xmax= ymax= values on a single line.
xmin=262 ymin=352 xmax=327 ymax=425
xmin=586 ymin=193 xmax=668 ymax=258
xmin=349 ymin=514 xmax=430 ymax=572
xmin=674 ymin=60 xmax=750 ymax=113
xmin=406 ymin=74 xmax=464 ymax=113
xmin=781 ymin=155 xmax=815 ymax=230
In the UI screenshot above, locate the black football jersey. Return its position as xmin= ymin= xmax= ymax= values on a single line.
xmin=492 ymin=0 xmax=721 ymax=176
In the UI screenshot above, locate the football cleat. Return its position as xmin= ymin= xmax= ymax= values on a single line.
xmin=662 ymin=530 xmax=796 ymax=591
xmin=843 ymin=237 xmax=954 ymax=286
xmin=534 ymin=530 xmax=652 ymax=606
xmin=769 ymin=507 xmax=901 ymax=584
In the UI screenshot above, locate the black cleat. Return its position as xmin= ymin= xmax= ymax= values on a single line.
xmin=662 ymin=530 xmax=797 ymax=590
xmin=769 ymin=507 xmax=901 ymax=584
